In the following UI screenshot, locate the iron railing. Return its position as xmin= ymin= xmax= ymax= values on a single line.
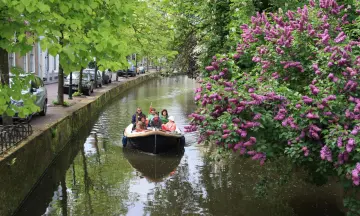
xmin=0 ymin=123 xmax=33 ymax=154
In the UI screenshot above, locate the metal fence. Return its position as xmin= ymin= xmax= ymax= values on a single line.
xmin=0 ymin=123 xmax=33 ymax=154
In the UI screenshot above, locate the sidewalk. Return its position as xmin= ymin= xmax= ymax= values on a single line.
xmin=30 ymin=72 xmax=154 ymax=128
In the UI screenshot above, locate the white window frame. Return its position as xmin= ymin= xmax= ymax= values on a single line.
xmin=8 ymin=53 xmax=15 ymax=68
xmin=23 ymin=53 xmax=28 ymax=73
xmin=45 ymin=52 xmax=49 ymax=73
xmin=53 ymin=55 xmax=57 ymax=72
xmin=29 ymin=49 xmax=35 ymax=73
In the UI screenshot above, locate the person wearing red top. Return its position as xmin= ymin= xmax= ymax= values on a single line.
xmin=161 ymin=116 xmax=176 ymax=132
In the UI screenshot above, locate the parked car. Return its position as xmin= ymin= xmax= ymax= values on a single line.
xmin=1 ymin=75 xmax=48 ymax=122
xmin=84 ymin=68 xmax=103 ymax=87
xmin=117 ymin=61 xmax=137 ymax=77
xmin=64 ymin=71 xmax=95 ymax=96
xmin=102 ymin=69 xmax=113 ymax=84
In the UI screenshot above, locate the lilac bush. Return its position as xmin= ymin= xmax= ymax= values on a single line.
xmin=186 ymin=0 xmax=360 ymax=201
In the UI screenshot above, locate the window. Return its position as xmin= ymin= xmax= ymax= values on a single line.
xmin=23 ymin=54 xmax=28 ymax=72
xmin=53 ymin=55 xmax=57 ymax=71
xmin=8 ymin=53 xmax=15 ymax=68
xmin=45 ymin=52 xmax=49 ymax=73
xmin=29 ymin=49 xmax=35 ymax=72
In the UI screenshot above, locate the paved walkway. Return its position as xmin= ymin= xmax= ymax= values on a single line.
xmin=30 ymin=72 xmax=155 ymax=129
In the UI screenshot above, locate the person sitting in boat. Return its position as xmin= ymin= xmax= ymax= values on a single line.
xmin=136 ymin=116 xmax=148 ymax=132
xmin=160 ymin=109 xmax=169 ymax=124
xmin=132 ymin=107 xmax=144 ymax=124
xmin=161 ymin=116 xmax=176 ymax=132
xmin=147 ymin=108 xmax=156 ymax=121
xmin=150 ymin=112 xmax=162 ymax=129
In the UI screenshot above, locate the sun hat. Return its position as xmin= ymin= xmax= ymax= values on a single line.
xmin=168 ymin=116 xmax=175 ymax=122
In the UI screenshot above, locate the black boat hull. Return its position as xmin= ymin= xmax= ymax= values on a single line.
xmin=126 ymin=134 xmax=185 ymax=154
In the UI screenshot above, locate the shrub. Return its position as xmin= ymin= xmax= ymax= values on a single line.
xmin=186 ymin=0 xmax=360 ymax=210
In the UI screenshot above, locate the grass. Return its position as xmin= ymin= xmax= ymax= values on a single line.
xmin=52 ymin=100 xmax=71 ymax=107
xmin=72 ymin=91 xmax=82 ymax=97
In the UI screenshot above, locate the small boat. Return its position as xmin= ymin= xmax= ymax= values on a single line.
xmin=122 ymin=124 xmax=185 ymax=154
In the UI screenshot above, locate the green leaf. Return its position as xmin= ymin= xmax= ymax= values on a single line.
xmin=95 ymin=43 xmax=104 ymax=52
xmin=26 ymin=4 xmax=37 ymax=13
xmin=37 ymin=2 xmax=50 ymax=12
xmin=62 ymin=46 xmax=75 ymax=62
xmin=48 ymin=46 xmax=59 ymax=56
xmin=20 ymin=0 xmax=30 ymax=7
xmin=6 ymin=109 xmax=15 ymax=116
xmin=59 ymin=4 xmax=69 ymax=14
xmin=15 ymin=3 xmax=25 ymax=12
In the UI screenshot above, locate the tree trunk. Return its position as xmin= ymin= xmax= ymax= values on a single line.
xmin=146 ymin=56 xmax=149 ymax=72
xmin=57 ymin=63 xmax=64 ymax=105
xmin=81 ymin=146 xmax=94 ymax=214
xmin=0 ymin=47 xmax=9 ymax=85
xmin=60 ymin=176 xmax=68 ymax=216
xmin=0 ymin=48 xmax=13 ymax=125
xmin=79 ymin=67 xmax=84 ymax=93
xmin=57 ymin=32 xmax=64 ymax=105
xmin=94 ymin=62 xmax=98 ymax=88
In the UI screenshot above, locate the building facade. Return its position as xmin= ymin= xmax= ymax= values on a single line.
xmin=9 ymin=42 xmax=59 ymax=84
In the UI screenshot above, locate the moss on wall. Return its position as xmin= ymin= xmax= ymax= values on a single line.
xmin=0 ymin=73 xmax=159 ymax=216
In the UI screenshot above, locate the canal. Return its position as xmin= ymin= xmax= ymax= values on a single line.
xmin=16 ymin=76 xmax=344 ymax=216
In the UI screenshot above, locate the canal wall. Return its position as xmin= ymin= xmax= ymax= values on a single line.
xmin=0 ymin=72 xmax=159 ymax=216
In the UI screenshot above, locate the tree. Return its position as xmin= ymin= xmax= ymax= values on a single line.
xmin=0 ymin=0 xmax=47 ymax=121
xmin=188 ymin=0 xmax=360 ymax=214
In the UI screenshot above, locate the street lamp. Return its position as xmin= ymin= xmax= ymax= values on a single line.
xmin=69 ymin=71 xmax=73 ymax=100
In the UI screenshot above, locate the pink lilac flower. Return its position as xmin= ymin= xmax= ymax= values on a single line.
xmin=222 ymin=134 xmax=229 ymax=139
xmin=334 ymin=31 xmax=346 ymax=43
xmin=195 ymin=94 xmax=201 ymax=101
xmin=346 ymin=138 xmax=356 ymax=153
xmin=337 ymin=137 xmax=343 ymax=147
xmin=351 ymin=163 xmax=360 ymax=185
xmin=303 ymin=96 xmax=313 ymax=104
xmin=310 ymin=84 xmax=320 ymax=95
xmin=205 ymin=66 xmax=215 ymax=71
xmin=306 ymin=112 xmax=319 ymax=119
xmin=320 ymin=145 xmax=332 ymax=162
xmin=351 ymin=126 xmax=360 ymax=135
xmin=302 ymin=146 xmax=310 ymax=156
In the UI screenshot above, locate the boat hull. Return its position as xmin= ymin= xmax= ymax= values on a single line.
xmin=126 ymin=134 xmax=185 ymax=154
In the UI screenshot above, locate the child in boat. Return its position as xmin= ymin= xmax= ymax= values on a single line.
xmin=161 ymin=116 xmax=176 ymax=132
xmin=160 ymin=109 xmax=169 ymax=124
xmin=136 ymin=116 xmax=148 ymax=132
xmin=150 ymin=112 xmax=162 ymax=129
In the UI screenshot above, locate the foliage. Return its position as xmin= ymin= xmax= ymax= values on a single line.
xmin=52 ymin=100 xmax=70 ymax=107
xmin=0 ymin=67 xmax=39 ymax=117
xmin=72 ymin=91 xmax=82 ymax=97
xmin=0 ymin=0 xmax=47 ymax=117
xmin=186 ymin=0 xmax=360 ymax=212
xmin=0 ymin=0 xmax=178 ymax=110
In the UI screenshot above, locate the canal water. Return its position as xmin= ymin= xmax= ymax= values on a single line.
xmin=16 ymin=76 xmax=344 ymax=216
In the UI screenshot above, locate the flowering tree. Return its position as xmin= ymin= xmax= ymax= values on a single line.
xmin=186 ymin=0 xmax=360 ymax=214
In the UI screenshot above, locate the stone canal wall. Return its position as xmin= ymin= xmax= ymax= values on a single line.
xmin=0 ymin=72 xmax=159 ymax=216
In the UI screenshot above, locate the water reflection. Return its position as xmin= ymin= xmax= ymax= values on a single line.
xmin=16 ymin=76 xmax=345 ymax=216
xmin=123 ymin=148 xmax=183 ymax=182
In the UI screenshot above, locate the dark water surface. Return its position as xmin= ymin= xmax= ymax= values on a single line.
xmin=16 ymin=76 xmax=344 ymax=216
